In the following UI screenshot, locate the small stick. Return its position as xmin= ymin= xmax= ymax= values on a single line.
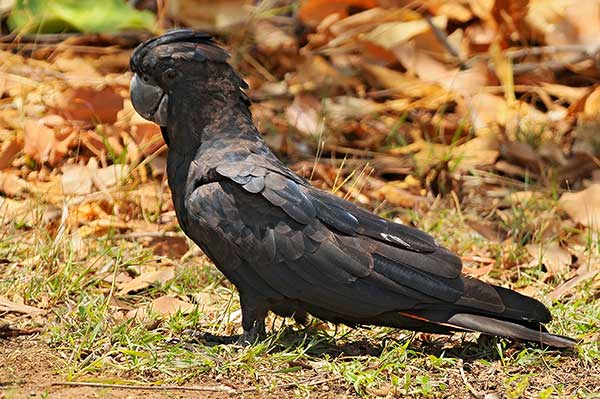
xmin=107 ymin=231 xmax=181 ymax=240
xmin=51 ymin=376 xmax=342 ymax=393
xmin=424 ymin=14 xmax=467 ymax=69
xmin=459 ymin=361 xmax=483 ymax=398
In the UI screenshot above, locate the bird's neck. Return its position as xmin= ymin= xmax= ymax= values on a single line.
xmin=167 ymin=94 xmax=258 ymax=155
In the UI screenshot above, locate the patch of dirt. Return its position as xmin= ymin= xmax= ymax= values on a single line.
xmin=0 ymin=338 xmax=351 ymax=399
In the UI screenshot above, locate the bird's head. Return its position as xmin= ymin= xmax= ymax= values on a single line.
xmin=129 ymin=29 xmax=248 ymax=128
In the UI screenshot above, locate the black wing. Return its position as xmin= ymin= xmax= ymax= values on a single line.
xmin=186 ymin=163 xmax=516 ymax=321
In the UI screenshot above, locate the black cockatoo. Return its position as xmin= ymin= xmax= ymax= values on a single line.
xmin=129 ymin=30 xmax=574 ymax=348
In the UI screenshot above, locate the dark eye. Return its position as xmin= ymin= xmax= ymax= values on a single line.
xmin=164 ymin=68 xmax=179 ymax=81
xmin=142 ymin=75 xmax=150 ymax=83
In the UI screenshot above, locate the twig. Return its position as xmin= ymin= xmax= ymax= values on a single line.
xmin=108 ymin=231 xmax=182 ymax=240
xmin=52 ymin=381 xmax=238 ymax=393
xmin=465 ymin=44 xmax=600 ymax=74
xmin=51 ymin=376 xmax=342 ymax=394
xmin=469 ymin=43 xmax=600 ymax=62
xmin=424 ymin=14 xmax=467 ymax=69
xmin=512 ymin=54 xmax=590 ymax=74
xmin=459 ymin=361 xmax=483 ymax=398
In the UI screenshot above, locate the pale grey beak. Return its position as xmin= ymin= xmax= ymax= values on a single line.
xmin=130 ymin=75 xmax=169 ymax=126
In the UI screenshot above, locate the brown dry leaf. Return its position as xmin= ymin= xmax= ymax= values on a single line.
xmin=23 ymin=117 xmax=77 ymax=166
xmin=61 ymin=165 xmax=93 ymax=195
xmin=453 ymin=136 xmax=499 ymax=171
xmin=541 ymin=83 xmax=590 ymax=105
xmin=323 ymin=96 xmax=411 ymax=121
xmin=94 ymin=164 xmax=128 ymax=189
xmin=53 ymin=55 xmax=103 ymax=85
xmin=393 ymin=45 xmax=488 ymax=96
xmin=61 ymin=162 xmax=127 ymax=196
xmin=253 ymin=20 xmax=297 ymax=54
xmin=560 ymin=184 xmax=600 ymax=227
xmin=23 ymin=120 xmax=56 ymax=165
xmin=132 ymin=183 xmax=166 ymax=215
xmin=0 ymin=297 xmax=44 ymax=314
xmin=286 ymin=95 xmax=324 ymax=137
xmin=0 ymin=136 xmax=22 ymax=170
xmin=582 ymin=85 xmax=600 ymax=119
xmin=118 ymin=268 xmax=175 ymax=294
xmin=298 ymin=0 xmax=378 ymax=26
xmin=54 ymin=86 xmax=124 ymax=124
xmin=364 ymin=16 xmax=448 ymax=49
xmin=467 ymin=219 xmax=507 ymax=242
xmin=288 ymin=55 xmax=360 ymax=93
xmin=363 ymin=63 xmax=444 ymax=98
xmin=0 ymin=197 xmax=30 ymax=224
xmin=462 ymin=93 xmax=508 ymax=129
xmin=375 ymin=182 xmax=422 ymax=208
xmin=500 ymin=141 xmax=543 ymax=174
xmin=328 ymin=7 xmax=418 ymax=36
xmin=168 ymin=0 xmax=252 ymax=29
xmin=430 ymin=1 xmax=473 ymax=22
xmin=462 ymin=263 xmax=494 ymax=278
xmin=527 ymin=0 xmax=600 ymax=47
xmin=547 ymin=269 xmax=600 ymax=301
xmin=526 ymin=242 xmax=572 ymax=275
xmin=126 ymin=295 xmax=195 ymax=322
xmin=0 ymin=171 xmax=29 ymax=197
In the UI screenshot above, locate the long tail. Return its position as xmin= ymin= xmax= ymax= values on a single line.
xmin=446 ymin=313 xmax=576 ymax=348
xmin=398 ymin=279 xmax=577 ymax=348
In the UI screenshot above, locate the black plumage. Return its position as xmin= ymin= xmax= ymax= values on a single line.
xmin=129 ymin=29 xmax=575 ymax=348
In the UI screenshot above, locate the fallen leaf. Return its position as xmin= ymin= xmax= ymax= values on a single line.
xmin=286 ymin=95 xmax=324 ymax=137
xmin=61 ymin=165 xmax=93 ymax=195
xmin=430 ymin=1 xmax=473 ymax=22
xmin=168 ymin=0 xmax=252 ymax=29
xmin=54 ymin=86 xmax=124 ymax=124
xmin=0 ymin=136 xmax=22 ymax=169
xmin=582 ymin=85 xmax=600 ymax=119
xmin=0 ymin=296 xmax=43 ymax=314
xmin=560 ymin=184 xmax=600 ymax=227
xmin=0 ymin=171 xmax=29 ymax=197
xmin=547 ymin=269 xmax=600 ymax=301
xmin=126 ymin=295 xmax=195 ymax=321
xmin=94 ymin=164 xmax=128 ymax=189
xmin=298 ymin=0 xmax=378 ymax=26
xmin=118 ymin=268 xmax=175 ymax=294
xmin=375 ymin=182 xmax=422 ymax=208
xmin=526 ymin=242 xmax=572 ymax=275
xmin=462 ymin=263 xmax=494 ymax=278
xmin=364 ymin=16 xmax=448 ymax=49
xmin=0 ymin=321 xmax=43 ymax=338
xmin=363 ymin=63 xmax=444 ymax=98
xmin=23 ymin=118 xmax=77 ymax=166
xmin=253 ymin=20 xmax=298 ymax=54
xmin=500 ymin=141 xmax=543 ymax=174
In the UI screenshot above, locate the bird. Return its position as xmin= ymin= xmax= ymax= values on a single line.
xmin=129 ymin=29 xmax=575 ymax=348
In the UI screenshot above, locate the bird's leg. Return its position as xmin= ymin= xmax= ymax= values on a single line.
xmin=237 ymin=294 xmax=268 ymax=346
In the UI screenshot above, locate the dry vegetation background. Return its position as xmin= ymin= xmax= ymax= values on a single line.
xmin=0 ymin=0 xmax=599 ymax=398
